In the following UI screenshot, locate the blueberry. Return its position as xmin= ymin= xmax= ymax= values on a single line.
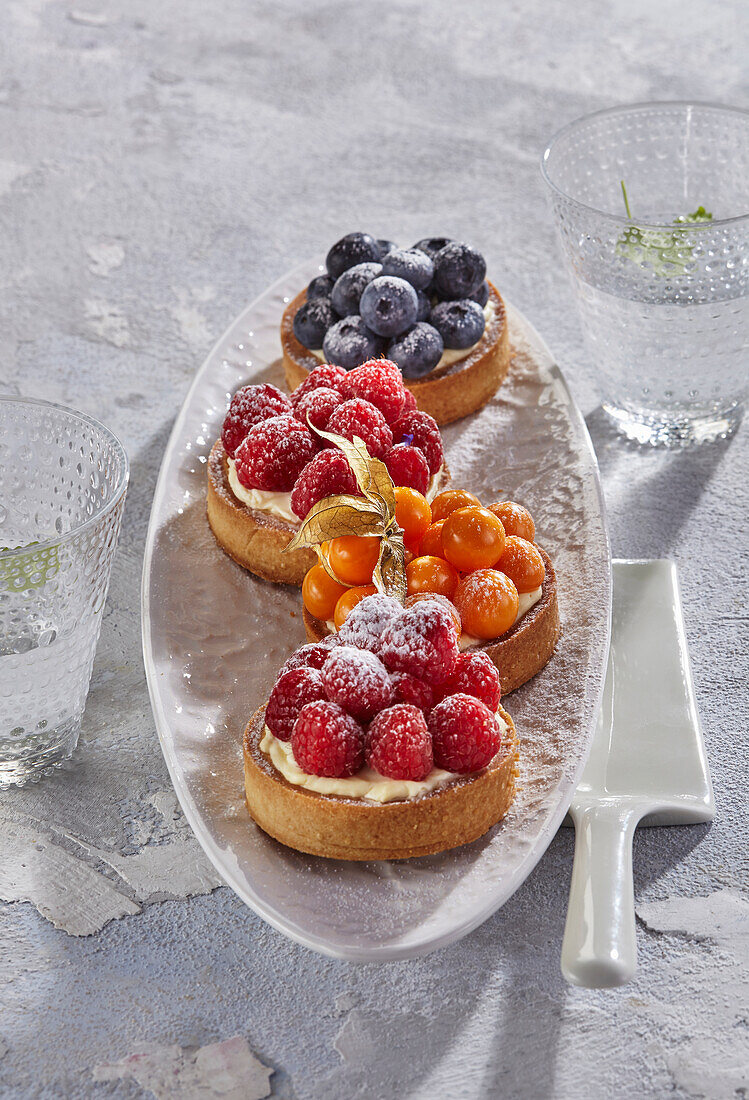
xmin=412 ymin=237 xmax=454 ymax=259
xmin=293 ymin=297 xmax=339 ymax=350
xmin=415 ymin=288 xmax=431 ymax=322
xmin=330 ymin=262 xmax=383 ymax=317
xmin=470 ymin=280 xmax=490 ymax=308
xmin=432 ymin=242 xmax=486 ymax=300
xmin=359 ymin=276 xmax=418 ymax=338
xmin=307 ymin=274 xmax=335 ymax=300
xmin=325 ymin=232 xmax=381 ymax=280
xmin=376 ymin=238 xmax=397 ymax=258
xmin=323 ymin=315 xmax=384 ymax=369
xmin=381 ymin=248 xmax=434 ymax=291
xmin=387 ymin=323 xmax=444 ymax=379
xmin=429 ymin=299 xmax=486 ymax=349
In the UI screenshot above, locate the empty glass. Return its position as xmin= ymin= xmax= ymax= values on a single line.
xmin=543 ymin=102 xmax=749 ymax=446
xmin=0 ymin=397 xmax=128 ymax=787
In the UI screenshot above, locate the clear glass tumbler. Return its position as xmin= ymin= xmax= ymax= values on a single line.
xmin=542 ymin=102 xmax=749 ymax=446
xmin=0 ymin=397 xmax=128 ymax=787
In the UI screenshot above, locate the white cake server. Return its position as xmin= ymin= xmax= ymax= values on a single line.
xmin=561 ymin=559 xmax=715 ymax=988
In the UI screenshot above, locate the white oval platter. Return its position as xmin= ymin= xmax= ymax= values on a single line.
xmin=141 ymin=261 xmax=611 ymax=961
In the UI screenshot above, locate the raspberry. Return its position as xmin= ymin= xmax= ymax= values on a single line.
xmin=383 ymin=443 xmax=429 ymax=495
xmin=339 ymin=359 xmax=406 ymax=424
xmin=234 ymin=415 xmax=318 ymax=491
xmin=291 ymin=700 xmax=365 ymax=777
xmin=290 ymin=449 xmax=359 ymax=520
xmin=265 ymin=667 xmax=327 ymax=741
xmin=391 ymin=410 xmax=444 ymax=475
xmin=221 ymin=383 xmax=292 ymax=457
xmin=401 ymin=388 xmax=418 ymax=413
xmin=380 ymin=598 xmax=459 ymax=684
xmin=442 ymin=651 xmax=501 ymax=711
xmin=321 ymin=645 xmax=394 ymax=721
xmin=293 ymin=386 xmax=345 ymax=433
xmin=429 ymin=693 xmax=501 ymax=772
xmin=278 ymin=642 xmax=333 ymax=678
xmin=336 ymin=594 xmax=403 ymax=655
xmin=405 ymin=592 xmax=462 ymax=636
xmin=389 ymin=670 xmax=435 ymax=713
xmin=326 ymin=398 xmax=393 ymax=460
xmin=290 ymin=363 xmax=348 ymax=407
xmin=366 ymin=704 xmax=433 ymax=781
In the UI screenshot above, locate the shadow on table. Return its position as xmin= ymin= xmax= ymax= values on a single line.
xmin=585 ymin=406 xmax=738 ymax=555
xmin=632 ymin=819 xmax=713 ymax=895
xmin=467 ymin=814 xmax=711 ymax=1094
xmin=470 ymin=838 xmax=573 ymax=1097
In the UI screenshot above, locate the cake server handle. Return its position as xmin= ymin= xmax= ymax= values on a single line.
xmin=560 ymin=803 xmax=640 ymax=988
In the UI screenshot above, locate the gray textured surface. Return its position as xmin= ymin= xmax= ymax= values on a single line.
xmin=0 ymin=1 xmax=747 ymax=1097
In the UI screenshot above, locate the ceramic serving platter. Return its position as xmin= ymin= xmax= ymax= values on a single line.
xmin=141 ymin=261 xmax=612 ymax=961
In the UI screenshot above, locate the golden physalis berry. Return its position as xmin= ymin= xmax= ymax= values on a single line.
xmin=394 ymin=486 xmax=432 ymax=554
xmin=333 ymin=584 xmax=377 ymax=630
xmin=430 ymin=488 xmax=481 ymax=522
xmin=496 ymin=536 xmax=545 ymax=593
xmin=328 ymin=535 xmax=380 ymax=586
xmin=418 ymin=519 xmax=446 ymax=558
xmin=302 ymin=563 xmax=348 ymax=621
xmin=488 ymin=501 xmax=535 ymax=542
xmin=441 ymin=506 xmax=506 ymax=572
xmin=454 ymin=569 xmax=519 ymax=638
xmin=406 ymin=555 xmax=460 ymax=600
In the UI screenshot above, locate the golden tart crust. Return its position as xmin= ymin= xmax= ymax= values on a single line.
xmin=243 ymin=703 xmax=518 ymax=860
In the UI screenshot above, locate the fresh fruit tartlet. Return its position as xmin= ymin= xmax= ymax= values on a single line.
xmin=301 ymin=488 xmax=560 ymax=694
xmin=281 ymin=233 xmax=511 ymax=425
xmin=206 ymin=360 xmax=450 ymax=584
xmin=243 ymin=594 xmax=518 ymax=860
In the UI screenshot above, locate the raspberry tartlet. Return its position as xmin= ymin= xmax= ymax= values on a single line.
xmin=280 ymin=233 xmax=511 ymax=426
xmin=243 ymin=596 xmax=518 ymax=859
xmin=301 ymin=489 xmax=560 ymax=694
xmin=206 ymin=362 xmax=450 ymax=584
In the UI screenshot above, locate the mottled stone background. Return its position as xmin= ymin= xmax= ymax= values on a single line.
xmin=1 ymin=1 xmax=748 ymax=1097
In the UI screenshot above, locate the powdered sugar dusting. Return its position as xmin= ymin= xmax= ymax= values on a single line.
xmin=391 ymin=409 xmax=444 ymax=474
xmin=327 ymin=397 xmax=394 ymax=460
xmin=278 ymin=642 xmax=331 ymax=677
xmin=368 ymin=704 xmax=433 ymax=781
xmin=380 ymin=599 xmax=460 ymax=683
xmin=430 ymin=693 xmax=501 ymax=772
xmin=337 ymin=593 xmax=403 ymax=653
xmin=321 ymin=645 xmax=394 ymax=721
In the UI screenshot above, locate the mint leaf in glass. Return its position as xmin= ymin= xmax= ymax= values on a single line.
xmin=0 ymin=541 xmax=61 ymax=592
xmin=616 ymin=181 xmax=712 ymax=276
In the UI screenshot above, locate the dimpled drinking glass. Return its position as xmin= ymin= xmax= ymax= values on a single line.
xmin=0 ymin=397 xmax=128 ymax=786
xmin=542 ymin=102 xmax=749 ymax=446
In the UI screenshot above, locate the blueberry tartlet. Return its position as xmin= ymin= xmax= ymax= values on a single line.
xmin=281 ymin=233 xmax=511 ymax=426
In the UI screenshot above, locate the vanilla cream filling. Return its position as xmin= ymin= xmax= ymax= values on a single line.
xmin=309 ymin=301 xmax=495 ymax=370
xmin=425 ymin=465 xmax=449 ymax=503
xmin=227 ymin=458 xmax=299 ymax=525
xmin=458 ymin=585 xmax=543 ymax=650
xmin=227 ymin=457 xmax=447 ymax=523
xmin=260 ymin=713 xmax=508 ymax=803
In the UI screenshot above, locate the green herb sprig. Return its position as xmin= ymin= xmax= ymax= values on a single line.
xmin=616 ymin=181 xmax=712 ymax=277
